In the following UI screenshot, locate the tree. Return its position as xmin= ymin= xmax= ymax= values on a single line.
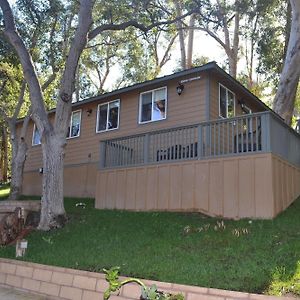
xmin=273 ymin=0 xmax=300 ymax=124
xmin=194 ymin=0 xmax=244 ymax=78
xmin=0 ymin=0 xmax=67 ymax=200
xmin=1 ymin=0 xmax=195 ymax=230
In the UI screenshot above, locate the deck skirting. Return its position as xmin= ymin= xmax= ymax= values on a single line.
xmin=95 ymin=153 xmax=300 ymax=219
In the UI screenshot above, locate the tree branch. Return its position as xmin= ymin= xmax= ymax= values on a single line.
xmin=88 ymin=9 xmax=197 ymax=40
xmin=0 ymin=0 xmax=49 ymax=132
xmin=12 ymin=80 xmax=26 ymax=121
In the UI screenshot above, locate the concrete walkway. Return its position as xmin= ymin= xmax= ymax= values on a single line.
xmin=0 ymin=286 xmax=51 ymax=299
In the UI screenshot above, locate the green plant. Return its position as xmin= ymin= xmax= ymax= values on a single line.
xmin=103 ymin=267 xmax=184 ymax=300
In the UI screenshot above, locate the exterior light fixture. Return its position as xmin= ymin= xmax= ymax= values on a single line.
xmin=176 ymin=83 xmax=184 ymax=95
xmin=39 ymin=167 xmax=43 ymax=174
xmin=87 ymin=108 xmax=93 ymax=116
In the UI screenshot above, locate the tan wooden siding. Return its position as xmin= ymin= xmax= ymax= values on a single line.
xmin=22 ymin=163 xmax=97 ymax=197
xmin=23 ymin=74 xmax=207 ymax=172
xmin=272 ymin=155 xmax=300 ymax=216
xmin=95 ymin=153 xmax=300 ymax=219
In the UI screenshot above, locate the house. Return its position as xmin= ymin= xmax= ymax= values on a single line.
xmin=21 ymin=62 xmax=300 ymax=219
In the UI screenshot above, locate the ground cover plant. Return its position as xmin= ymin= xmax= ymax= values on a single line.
xmin=0 ymin=187 xmax=299 ymax=297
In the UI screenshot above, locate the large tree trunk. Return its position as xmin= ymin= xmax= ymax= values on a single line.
xmin=1 ymin=126 xmax=8 ymax=182
xmin=9 ymin=139 xmax=27 ymax=200
xmin=8 ymin=113 xmax=30 ymax=200
xmin=38 ymin=135 xmax=66 ymax=230
xmin=273 ymin=0 xmax=300 ymax=124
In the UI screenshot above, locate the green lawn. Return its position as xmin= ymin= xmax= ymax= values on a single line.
xmin=0 ymin=189 xmax=299 ymax=297
xmin=0 ymin=183 xmax=10 ymax=200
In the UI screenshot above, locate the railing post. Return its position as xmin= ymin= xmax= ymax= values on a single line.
xmin=197 ymin=124 xmax=203 ymax=159
xmin=144 ymin=134 xmax=149 ymax=164
xmin=261 ymin=112 xmax=271 ymax=152
xmin=99 ymin=141 xmax=106 ymax=168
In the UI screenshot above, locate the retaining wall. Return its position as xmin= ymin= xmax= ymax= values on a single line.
xmin=0 ymin=258 xmax=297 ymax=300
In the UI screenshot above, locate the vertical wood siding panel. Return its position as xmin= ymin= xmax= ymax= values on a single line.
xmin=223 ymin=160 xmax=239 ymax=218
xmin=96 ymin=172 xmax=108 ymax=209
xmin=209 ymin=161 xmax=223 ymax=216
xmin=116 ymin=170 xmax=126 ymax=209
xmin=181 ymin=164 xmax=195 ymax=210
xmin=157 ymin=166 xmax=170 ymax=210
xmin=169 ymin=165 xmax=182 ymax=210
xmin=146 ymin=167 xmax=158 ymax=210
xmin=135 ymin=168 xmax=147 ymax=210
xmin=254 ymin=156 xmax=274 ymax=218
xmin=125 ymin=169 xmax=136 ymax=209
xmin=106 ymin=171 xmax=117 ymax=209
xmin=238 ymin=158 xmax=255 ymax=218
xmin=194 ymin=162 xmax=209 ymax=212
xmin=85 ymin=164 xmax=97 ymax=197
xmin=273 ymin=158 xmax=281 ymax=215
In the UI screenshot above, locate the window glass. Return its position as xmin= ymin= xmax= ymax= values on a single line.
xmin=108 ymin=101 xmax=119 ymax=129
xmin=219 ymin=86 xmax=227 ymax=118
xmin=140 ymin=87 xmax=167 ymax=123
xmin=32 ymin=125 xmax=41 ymax=145
xmin=219 ymin=85 xmax=235 ymax=118
xmin=97 ymin=100 xmax=120 ymax=132
xmin=69 ymin=111 xmax=81 ymax=137
xmin=67 ymin=111 xmax=81 ymax=138
xmin=153 ymin=89 xmax=166 ymax=121
xmin=97 ymin=104 xmax=108 ymax=131
xmin=227 ymin=90 xmax=235 ymax=118
xmin=140 ymin=92 xmax=152 ymax=122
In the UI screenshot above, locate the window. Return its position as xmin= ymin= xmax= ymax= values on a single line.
xmin=139 ymin=87 xmax=167 ymax=123
xmin=96 ymin=100 xmax=120 ymax=132
xmin=32 ymin=124 xmax=41 ymax=146
xmin=67 ymin=110 xmax=81 ymax=138
xmin=219 ymin=84 xmax=235 ymax=118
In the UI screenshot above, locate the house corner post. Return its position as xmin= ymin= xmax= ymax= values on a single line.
xmin=261 ymin=112 xmax=271 ymax=153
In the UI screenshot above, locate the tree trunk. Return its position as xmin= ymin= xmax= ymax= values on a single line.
xmin=273 ymin=0 xmax=300 ymax=124
xmin=1 ymin=126 xmax=8 ymax=182
xmin=186 ymin=14 xmax=195 ymax=69
xmin=9 ymin=139 xmax=27 ymax=200
xmin=38 ymin=135 xmax=66 ymax=230
xmin=228 ymin=53 xmax=237 ymax=78
xmin=174 ymin=0 xmax=186 ymax=70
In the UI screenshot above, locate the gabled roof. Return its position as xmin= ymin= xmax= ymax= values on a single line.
xmin=17 ymin=61 xmax=272 ymax=123
xmin=72 ymin=61 xmax=270 ymax=112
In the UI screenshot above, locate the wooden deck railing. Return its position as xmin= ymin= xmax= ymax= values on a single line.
xmin=99 ymin=111 xmax=300 ymax=169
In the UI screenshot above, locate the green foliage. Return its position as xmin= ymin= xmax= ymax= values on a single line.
xmin=256 ymin=0 xmax=290 ymax=83
xmin=103 ymin=266 xmax=184 ymax=300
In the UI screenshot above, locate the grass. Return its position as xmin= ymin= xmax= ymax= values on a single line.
xmin=0 ymin=188 xmax=299 ymax=297
xmin=0 ymin=183 xmax=10 ymax=200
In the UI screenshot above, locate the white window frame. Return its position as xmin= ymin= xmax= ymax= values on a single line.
xmin=67 ymin=109 xmax=82 ymax=139
xmin=219 ymin=83 xmax=236 ymax=119
xmin=32 ymin=124 xmax=41 ymax=146
xmin=139 ymin=86 xmax=167 ymax=124
xmin=96 ymin=99 xmax=120 ymax=133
